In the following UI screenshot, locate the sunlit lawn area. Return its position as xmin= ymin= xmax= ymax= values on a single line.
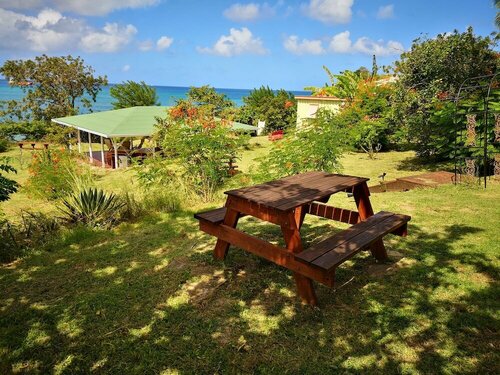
xmin=0 ymin=138 xmax=499 ymax=373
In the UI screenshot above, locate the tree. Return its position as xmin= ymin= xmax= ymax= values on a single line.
xmin=186 ymin=85 xmax=234 ymax=117
xmin=0 ymin=55 xmax=107 ymax=121
xmin=237 ymin=86 xmax=296 ymax=132
xmin=110 ymin=81 xmax=159 ymax=109
xmin=391 ymin=27 xmax=498 ymax=159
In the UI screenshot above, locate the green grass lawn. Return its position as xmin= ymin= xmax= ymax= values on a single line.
xmin=0 ymin=140 xmax=499 ymax=374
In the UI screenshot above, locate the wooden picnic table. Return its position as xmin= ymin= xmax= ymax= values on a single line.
xmin=195 ymin=171 xmax=410 ymax=305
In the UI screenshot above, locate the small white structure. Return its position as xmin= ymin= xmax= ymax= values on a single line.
xmin=257 ymin=120 xmax=266 ymax=136
xmin=295 ymin=96 xmax=345 ymax=128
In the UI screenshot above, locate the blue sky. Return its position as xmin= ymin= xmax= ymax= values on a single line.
xmin=0 ymin=0 xmax=496 ymax=90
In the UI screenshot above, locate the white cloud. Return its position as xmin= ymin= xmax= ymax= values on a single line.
xmin=138 ymin=40 xmax=154 ymax=51
xmin=283 ymin=35 xmax=324 ymax=55
xmin=122 ymin=64 xmax=130 ymax=72
xmin=223 ymin=2 xmax=275 ymax=22
xmin=328 ymin=30 xmax=352 ymax=53
xmin=79 ymin=23 xmax=137 ymax=53
xmin=376 ymin=4 xmax=394 ymax=19
xmin=0 ymin=7 xmax=139 ymax=53
xmin=0 ymin=8 xmax=84 ymax=52
xmin=156 ymin=36 xmax=173 ymax=50
xmin=197 ymin=27 xmax=267 ymax=57
xmin=328 ymin=30 xmax=403 ymax=55
xmin=0 ymin=0 xmax=160 ymax=16
xmin=302 ymin=0 xmax=353 ymax=24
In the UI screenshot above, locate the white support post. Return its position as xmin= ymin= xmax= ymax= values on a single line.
xmin=77 ymin=129 xmax=81 ymax=153
xmin=100 ymin=136 xmax=105 ymax=168
xmin=112 ymin=139 xmax=119 ymax=169
xmin=88 ymin=132 xmax=93 ymax=163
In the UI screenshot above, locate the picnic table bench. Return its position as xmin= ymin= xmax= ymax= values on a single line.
xmin=194 ymin=171 xmax=410 ymax=305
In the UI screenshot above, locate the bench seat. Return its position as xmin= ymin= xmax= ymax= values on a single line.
xmin=295 ymin=211 xmax=410 ymax=272
xmin=194 ymin=207 xmax=228 ymax=224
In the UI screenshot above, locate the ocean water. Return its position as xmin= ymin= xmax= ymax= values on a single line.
xmin=0 ymin=79 xmax=309 ymax=114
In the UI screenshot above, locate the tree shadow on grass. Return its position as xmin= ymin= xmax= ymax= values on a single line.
xmin=396 ymin=155 xmax=453 ymax=173
xmin=0 ymin=210 xmax=498 ymax=373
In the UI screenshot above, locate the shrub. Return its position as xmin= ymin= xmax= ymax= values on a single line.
xmin=155 ymin=104 xmax=248 ymax=202
xmin=391 ymin=27 xmax=498 ymax=159
xmin=25 ymin=149 xmax=90 ymax=200
xmin=259 ymin=109 xmax=349 ymax=179
xmin=0 ymin=137 xmax=9 ymax=152
xmin=58 ymin=187 xmax=125 ymax=229
xmin=0 ymin=157 xmax=18 ymax=202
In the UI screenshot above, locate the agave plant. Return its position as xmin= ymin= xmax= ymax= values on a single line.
xmin=58 ymin=188 xmax=125 ymax=228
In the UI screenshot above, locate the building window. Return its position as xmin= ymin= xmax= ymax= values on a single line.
xmin=308 ymin=104 xmax=319 ymax=118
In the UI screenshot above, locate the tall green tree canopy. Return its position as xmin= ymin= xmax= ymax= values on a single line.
xmin=237 ymin=86 xmax=296 ymax=132
xmin=0 ymin=55 xmax=107 ymax=121
xmin=391 ymin=27 xmax=499 ymax=159
xmin=110 ymin=81 xmax=160 ymax=109
xmin=186 ymin=85 xmax=234 ymax=117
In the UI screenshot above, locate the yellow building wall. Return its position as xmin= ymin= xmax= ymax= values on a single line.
xmin=296 ymin=98 xmax=343 ymax=128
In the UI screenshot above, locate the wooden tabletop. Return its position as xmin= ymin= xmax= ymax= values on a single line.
xmin=225 ymin=171 xmax=369 ymax=212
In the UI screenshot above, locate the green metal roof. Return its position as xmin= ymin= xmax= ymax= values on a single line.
xmin=52 ymin=106 xmax=257 ymax=138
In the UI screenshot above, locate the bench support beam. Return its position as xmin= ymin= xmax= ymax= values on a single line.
xmin=199 ymin=220 xmax=335 ymax=288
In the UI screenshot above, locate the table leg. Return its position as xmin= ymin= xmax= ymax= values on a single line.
xmin=281 ymin=212 xmax=317 ymax=306
xmin=213 ymin=207 xmax=240 ymax=260
xmin=352 ymin=182 xmax=388 ymax=261
xmin=295 ymin=205 xmax=308 ymax=229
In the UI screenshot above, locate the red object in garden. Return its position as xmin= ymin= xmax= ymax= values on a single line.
xmin=268 ymin=130 xmax=284 ymax=141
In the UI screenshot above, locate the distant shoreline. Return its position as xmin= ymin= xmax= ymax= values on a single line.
xmin=0 ymin=79 xmax=310 ymax=113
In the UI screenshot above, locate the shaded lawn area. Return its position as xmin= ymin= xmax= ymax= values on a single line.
xmin=0 ymin=182 xmax=499 ymax=374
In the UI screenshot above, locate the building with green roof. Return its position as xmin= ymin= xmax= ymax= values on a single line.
xmin=52 ymin=106 xmax=256 ymax=168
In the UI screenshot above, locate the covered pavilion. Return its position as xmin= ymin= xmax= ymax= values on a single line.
xmin=52 ymin=106 xmax=257 ymax=168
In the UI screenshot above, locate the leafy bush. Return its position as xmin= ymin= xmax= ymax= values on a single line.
xmin=237 ymin=86 xmax=296 ymax=132
xmin=110 ymin=80 xmax=160 ymax=109
xmin=0 ymin=137 xmax=9 ymax=152
xmin=155 ymin=104 xmax=248 ymax=202
xmin=25 ymin=149 xmax=90 ymax=200
xmin=0 ymin=157 xmax=18 ymax=202
xmin=58 ymin=187 xmax=125 ymax=228
xmin=390 ymin=27 xmax=498 ymax=159
xmin=259 ymin=109 xmax=349 ymax=179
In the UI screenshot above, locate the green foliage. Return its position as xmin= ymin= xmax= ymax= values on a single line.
xmin=0 ymin=55 xmax=107 ymax=122
xmin=0 ymin=157 xmax=18 ymax=202
xmin=0 ymin=120 xmax=50 ymax=141
xmin=58 ymin=187 xmax=125 ymax=228
xmin=25 ymin=149 xmax=90 ymax=200
xmin=0 ymin=137 xmax=9 ymax=152
xmin=134 ymin=156 xmax=187 ymax=212
xmin=110 ymin=80 xmax=160 ymax=109
xmin=155 ymin=104 xmax=248 ymax=201
xmin=306 ymin=67 xmax=363 ymax=100
xmin=0 ymin=211 xmax=60 ymax=263
xmin=237 ymin=86 xmax=296 ymax=132
xmin=259 ymin=109 xmax=348 ymax=179
xmin=187 ymin=85 xmax=234 ymax=117
xmin=391 ymin=27 xmax=499 ymax=159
